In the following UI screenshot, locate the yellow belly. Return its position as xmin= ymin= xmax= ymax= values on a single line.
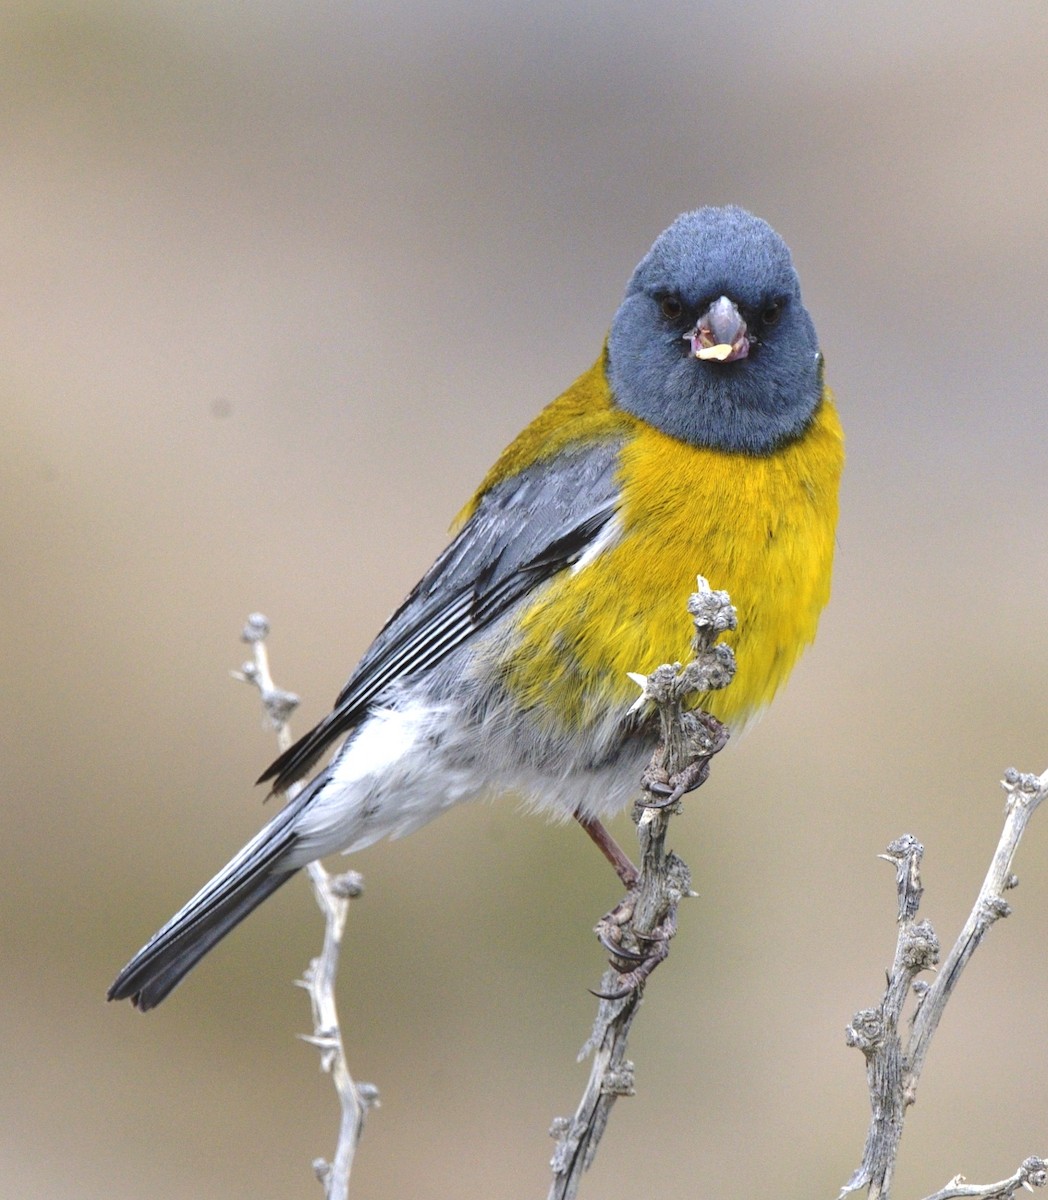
xmin=499 ymin=389 xmax=843 ymax=731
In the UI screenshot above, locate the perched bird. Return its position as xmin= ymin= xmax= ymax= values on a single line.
xmin=109 ymin=206 xmax=843 ymax=1010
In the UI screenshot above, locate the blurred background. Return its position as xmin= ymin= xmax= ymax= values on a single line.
xmin=3 ymin=2 xmax=1048 ymax=1197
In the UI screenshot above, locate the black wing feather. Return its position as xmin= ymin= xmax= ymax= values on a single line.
xmin=259 ymin=442 xmax=623 ymax=793
xmin=107 ymin=780 xmax=313 ymax=1008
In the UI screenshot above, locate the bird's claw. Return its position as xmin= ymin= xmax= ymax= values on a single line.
xmin=597 ymin=927 xmax=649 ymax=962
xmin=589 ymin=938 xmax=671 ymax=1000
xmin=641 ymin=712 xmax=729 ymax=807
xmin=594 ymin=903 xmax=678 ymax=996
xmin=642 ymin=755 xmax=713 ymax=808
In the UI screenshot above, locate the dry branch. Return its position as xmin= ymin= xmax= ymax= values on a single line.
xmin=235 ymin=613 xmax=378 ymax=1200
xmin=547 ymin=578 xmax=736 ymax=1200
xmin=842 ymin=769 xmax=1048 ymax=1200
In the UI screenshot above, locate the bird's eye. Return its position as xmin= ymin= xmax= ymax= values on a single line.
xmin=761 ymin=300 xmax=783 ymax=327
xmin=659 ymin=296 xmax=683 ymax=321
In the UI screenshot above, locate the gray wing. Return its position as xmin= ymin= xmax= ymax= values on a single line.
xmin=259 ymin=439 xmax=624 ymax=792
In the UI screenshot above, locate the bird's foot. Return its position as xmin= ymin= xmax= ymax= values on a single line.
xmin=641 ymin=711 xmax=729 ymax=809
xmin=591 ymin=897 xmax=678 ymax=999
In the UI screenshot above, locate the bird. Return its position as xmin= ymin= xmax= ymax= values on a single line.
xmin=109 ymin=205 xmax=843 ymax=1010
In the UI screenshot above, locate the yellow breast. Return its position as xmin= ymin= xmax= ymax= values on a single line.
xmin=479 ymin=354 xmax=844 ymax=732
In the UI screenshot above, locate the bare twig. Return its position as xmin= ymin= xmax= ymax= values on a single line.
xmin=921 ymin=1156 xmax=1047 ymax=1200
xmin=298 ymin=867 xmax=378 ymax=1197
xmin=547 ymin=578 xmax=736 ymax=1200
xmin=234 ymin=613 xmax=378 ymax=1200
xmin=842 ymin=769 xmax=1048 ymax=1200
xmin=908 ymin=770 xmax=1048 ymax=1081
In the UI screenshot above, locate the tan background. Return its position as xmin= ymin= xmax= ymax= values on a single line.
xmin=3 ymin=3 xmax=1048 ymax=1197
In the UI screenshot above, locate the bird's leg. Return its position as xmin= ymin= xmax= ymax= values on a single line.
xmin=590 ymin=712 xmax=729 ymax=995
xmin=574 ymin=812 xmax=639 ymax=889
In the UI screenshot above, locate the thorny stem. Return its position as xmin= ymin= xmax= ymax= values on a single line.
xmin=547 ymin=579 xmax=736 ymax=1200
xmin=235 ymin=613 xmax=378 ymax=1200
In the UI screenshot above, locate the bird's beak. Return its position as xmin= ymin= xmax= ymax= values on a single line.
xmin=686 ymin=295 xmax=750 ymax=362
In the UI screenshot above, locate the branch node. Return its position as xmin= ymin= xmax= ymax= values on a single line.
xmin=329 ymin=870 xmax=365 ymax=900
xmin=879 ymin=833 xmax=925 ymax=921
xmin=1021 ymin=1157 xmax=1048 ymax=1190
xmin=982 ymin=895 xmax=1012 ymax=922
xmin=900 ymin=920 xmax=940 ymax=974
xmin=549 ymin=1116 xmax=571 ymax=1141
xmin=241 ymin=613 xmax=271 ymax=642
xmin=600 ymin=1063 xmax=635 ymax=1097
xmin=845 ymin=1008 xmax=884 ymax=1058
xmin=1002 ymin=769 xmax=1042 ymax=798
xmin=686 ymin=577 xmax=737 ymax=638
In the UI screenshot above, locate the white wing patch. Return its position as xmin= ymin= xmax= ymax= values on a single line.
xmin=570 ymin=512 xmax=623 ymax=574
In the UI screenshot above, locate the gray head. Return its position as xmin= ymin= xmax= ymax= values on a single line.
xmin=607 ymin=207 xmax=822 ymax=454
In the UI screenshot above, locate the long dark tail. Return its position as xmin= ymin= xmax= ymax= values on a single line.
xmin=108 ymin=790 xmax=312 ymax=1011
